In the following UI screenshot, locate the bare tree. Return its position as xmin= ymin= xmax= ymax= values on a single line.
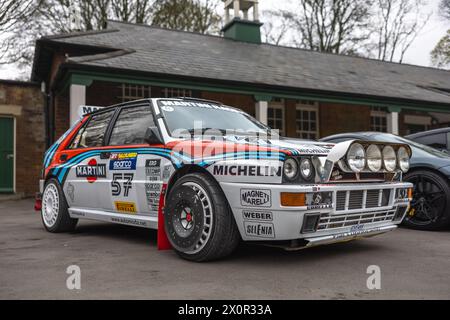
xmin=261 ymin=10 xmax=290 ymax=46
xmin=431 ymin=29 xmax=450 ymax=68
xmin=439 ymin=0 xmax=450 ymax=20
xmin=368 ymin=0 xmax=430 ymax=63
xmin=151 ymin=0 xmax=221 ymax=34
xmin=282 ymin=0 xmax=372 ymax=54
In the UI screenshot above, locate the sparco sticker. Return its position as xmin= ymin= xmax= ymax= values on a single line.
xmin=240 ymin=189 xmax=271 ymax=207
xmin=244 ymin=222 xmax=275 ymax=238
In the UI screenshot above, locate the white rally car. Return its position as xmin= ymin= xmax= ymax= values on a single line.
xmin=37 ymin=98 xmax=413 ymax=261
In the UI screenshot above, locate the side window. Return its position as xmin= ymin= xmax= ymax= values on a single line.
xmin=109 ymin=105 xmax=156 ymax=145
xmin=69 ymin=110 xmax=115 ymax=149
xmin=415 ymin=133 xmax=446 ymax=150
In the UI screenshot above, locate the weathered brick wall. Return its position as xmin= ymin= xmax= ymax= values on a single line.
xmin=54 ymin=89 xmax=70 ymax=139
xmin=0 ymin=82 xmax=44 ymax=196
xmin=319 ymin=102 xmax=371 ymax=137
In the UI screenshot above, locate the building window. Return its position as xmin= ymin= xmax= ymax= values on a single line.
xmin=370 ymin=107 xmax=387 ymax=132
xmin=295 ymin=101 xmax=319 ymax=139
xmin=404 ymin=114 xmax=431 ymax=135
xmin=163 ymin=87 xmax=192 ymax=98
xmin=268 ymin=100 xmax=285 ymax=135
xmin=120 ymin=84 xmax=152 ymax=102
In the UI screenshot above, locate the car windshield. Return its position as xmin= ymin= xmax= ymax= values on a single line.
xmin=370 ymin=133 xmax=450 ymax=159
xmin=158 ymin=100 xmax=269 ymax=137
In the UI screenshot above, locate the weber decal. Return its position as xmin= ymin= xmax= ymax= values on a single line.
xmin=76 ymin=159 xmax=106 ymax=183
xmin=244 ymin=222 xmax=275 ymax=238
xmin=213 ymin=165 xmax=281 ymax=177
xmin=114 ymin=201 xmax=137 ymax=213
xmin=242 ymin=210 xmax=273 ymax=221
xmin=240 ymin=189 xmax=271 ymax=207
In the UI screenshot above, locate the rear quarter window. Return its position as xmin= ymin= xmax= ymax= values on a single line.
xmin=68 ymin=110 xmax=115 ymax=149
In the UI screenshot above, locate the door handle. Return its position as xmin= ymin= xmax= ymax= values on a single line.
xmin=59 ymin=154 xmax=68 ymax=162
xmin=100 ymin=152 xmax=111 ymax=160
xmin=6 ymin=154 xmax=14 ymax=159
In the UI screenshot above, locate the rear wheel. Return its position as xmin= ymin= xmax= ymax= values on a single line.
xmin=164 ymin=173 xmax=240 ymax=261
xmin=403 ymin=170 xmax=450 ymax=230
xmin=41 ymin=179 xmax=78 ymax=232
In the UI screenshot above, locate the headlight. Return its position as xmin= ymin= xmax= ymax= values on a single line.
xmin=346 ymin=143 xmax=366 ymax=172
xmin=283 ymin=158 xmax=298 ymax=180
xmin=382 ymin=145 xmax=397 ymax=172
xmin=366 ymin=144 xmax=382 ymax=172
xmin=397 ymin=146 xmax=410 ymax=172
xmin=300 ymin=158 xmax=314 ymax=180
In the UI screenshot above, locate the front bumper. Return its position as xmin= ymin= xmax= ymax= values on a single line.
xmin=220 ymin=181 xmax=412 ymax=243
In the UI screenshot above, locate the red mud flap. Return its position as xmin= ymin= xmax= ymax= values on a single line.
xmin=157 ymin=184 xmax=172 ymax=250
xmin=34 ymin=193 xmax=42 ymax=211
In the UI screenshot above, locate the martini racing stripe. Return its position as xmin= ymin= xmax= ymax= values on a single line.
xmin=52 ymin=148 xmax=286 ymax=183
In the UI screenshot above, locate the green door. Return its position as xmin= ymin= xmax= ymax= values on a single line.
xmin=0 ymin=117 xmax=14 ymax=193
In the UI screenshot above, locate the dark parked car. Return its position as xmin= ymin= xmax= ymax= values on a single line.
xmin=406 ymin=127 xmax=450 ymax=153
xmin=321 ymin=132 xmax=450 ymax=230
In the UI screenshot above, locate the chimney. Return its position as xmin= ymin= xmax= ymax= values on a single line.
xmin=221 ymin=0 xmax=263 ymax=44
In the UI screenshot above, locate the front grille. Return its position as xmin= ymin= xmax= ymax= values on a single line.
xmin=317 ymin=209 xmax=396 ymax=230
xmin=335 ymin=189 xmax=391 ymax=211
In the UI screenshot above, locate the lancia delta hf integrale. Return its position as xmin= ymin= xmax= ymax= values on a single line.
xmin=36 ymin=98 xmax=413 ymax=261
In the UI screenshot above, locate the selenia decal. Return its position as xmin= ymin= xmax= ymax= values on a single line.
xmin=75 ymin=159 xmax=106 ymax=183
xmin=244 ymin=222 xmax=275 ymax=238
xmin=240 ymin=189 xmax=271 ymax=207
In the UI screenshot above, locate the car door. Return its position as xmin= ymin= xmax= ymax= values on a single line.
xmin=62 ymin=109 xmax=116 ymax=212
xmin=107 ymin=104 xmax=164 ymax=216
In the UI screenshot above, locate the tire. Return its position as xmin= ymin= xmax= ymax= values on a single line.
xmin=41 ymin=178 xmax=78 ymax=233
xmin=164 ymin=173 xmax=240 ymax=261
xmin=403 ymin=170 xmax=450 ymax=230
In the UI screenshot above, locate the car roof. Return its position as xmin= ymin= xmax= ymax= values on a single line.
xmin=320 ymin=131 xmax=381 ymax=141
xmin=405 ymin=127 xmax=450 ymax=139
xmin=86 ymin=97 xmax=225 ymax=117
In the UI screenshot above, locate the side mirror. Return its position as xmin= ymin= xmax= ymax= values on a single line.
xmin=144 ymin=126 xmax=163 ymax=145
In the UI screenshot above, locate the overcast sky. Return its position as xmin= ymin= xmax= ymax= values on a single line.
xmin=0 ymin=0 xmax=448 ymax=81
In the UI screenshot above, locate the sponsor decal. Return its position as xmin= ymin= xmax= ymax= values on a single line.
xmin=244 ymin=222 xmax=275 ymax=238
xmin=241 ymin=189 xmax=271 ymax=207
xmin=213 ymin=165 xmax=281 ymax=177
xmin=242 ymin=210 xmax=273 ymax=221
xmin=306 ymin=192 xmax=333 ymax=210
xmin=78 ymin=105 xmax=104 ymax=117
xmin=145 ymin=159 xmax=161 ymax=181
xmin=159 ymin=100 xmax=241 ymax=114
xmin=111 ymin=173 xmax=134 ymax=197
xmin=161 ymin=106 xmax=174 ymax=112
xmin=109 ymin=152 xmax=137 ymax=171
xmin=70 ymin=211 xmax=85 ymax=217
xmin=111 ymin=217 xmax=146 ymax=227
xmin=67 ymin=183 xmax=75 ymax=202
xmin=76 ymin=159 xmax=106 ymax=183
xmin=114 ymin=201 xmax=137 ymax=213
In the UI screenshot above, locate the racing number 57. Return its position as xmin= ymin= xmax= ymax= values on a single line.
xmin=111 ymin=173 xmax=133 ymax=197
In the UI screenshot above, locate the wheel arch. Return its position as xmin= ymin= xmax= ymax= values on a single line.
xmin=405 ymin=166 xmax=450 ymax=185
xmin=166 ymin=164 xmax=221 ymax=196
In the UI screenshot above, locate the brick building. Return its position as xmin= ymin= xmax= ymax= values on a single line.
xmin=0 ymin=80 xmax=45 ymax=196
xmin=2 ymin=0 xmax=450 ymax=197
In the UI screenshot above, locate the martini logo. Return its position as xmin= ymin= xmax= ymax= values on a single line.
xmin=76 ymin=159 xmax=106 ymax=183
xmin=240 ymin=189 xmax=271 ymax=207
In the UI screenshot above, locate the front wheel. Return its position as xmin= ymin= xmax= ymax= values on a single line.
xmin=164 ymin=173 xmax=240 ymax=261
xmin=41 ymin=179 xmax=78 ymax=232
xmin=403 ymin=170 xmax=450 ymax=230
